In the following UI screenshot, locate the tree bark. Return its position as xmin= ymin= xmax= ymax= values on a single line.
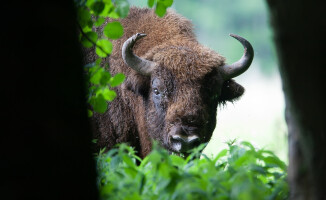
xmin=266 ymin=0 xmax=326 ymax=199
xmin=1 ymin=1 xmax=98 ymax=199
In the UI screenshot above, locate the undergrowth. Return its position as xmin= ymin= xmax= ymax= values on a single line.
xmin=95 ymin=140 xmax=288 ymax=200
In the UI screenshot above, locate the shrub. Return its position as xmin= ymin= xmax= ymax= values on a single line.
xmin=96 ymin=141 xmax=288 ymax=200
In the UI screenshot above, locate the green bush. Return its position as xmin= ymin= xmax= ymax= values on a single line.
xmin=95 ymin=141 xmax=288 ymax=200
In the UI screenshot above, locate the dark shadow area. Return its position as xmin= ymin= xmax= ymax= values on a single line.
xmin=1 ymin=1 xmax=98 ymax=199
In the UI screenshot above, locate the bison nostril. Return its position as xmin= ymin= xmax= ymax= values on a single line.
xmin=171 ymin=134 xmax=200 ymax=152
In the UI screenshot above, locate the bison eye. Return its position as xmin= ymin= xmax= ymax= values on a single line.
xmin=153 ymin=88 xmax=160 ymax=95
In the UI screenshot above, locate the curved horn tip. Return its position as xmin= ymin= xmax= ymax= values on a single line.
xmin=134 ymin=33 xmax=147 ymax=40
xmin=229 ymin=33 xmax=238 ymax=38
xmin=122 ymin=33 xmax=156 ymax=76
xmin=229 ymin=33 xmax=236 ymax=37
xmin=229 ymin=33 xmax=249 ymax=45
xmin=220 ymin=34 xmax=254 ymax=80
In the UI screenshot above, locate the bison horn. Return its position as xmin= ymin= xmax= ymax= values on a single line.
xmin=220 ymin=34 xmax=254 ymax=80
xmin=122 ymin=33 xmax=157 ymax=76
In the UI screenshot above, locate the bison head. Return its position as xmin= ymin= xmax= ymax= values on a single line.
xmin=122 ymin=33 xmax=253 ymax=156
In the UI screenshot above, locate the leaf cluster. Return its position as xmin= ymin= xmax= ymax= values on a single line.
xmin=96 ymin=141 xmax=289 ymax=200
xmin=76 ymin=0 xmax=128 ymax=56
xmin=85 ymin=58 xmax=125 ymax=115
xmin=76 ymin=0 xmax=128 ymax=115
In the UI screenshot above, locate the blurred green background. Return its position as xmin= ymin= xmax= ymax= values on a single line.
xmin=128 ymin=0 xmax=288 ymax=162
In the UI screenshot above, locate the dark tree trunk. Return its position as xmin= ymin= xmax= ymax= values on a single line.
xmin=266 ymin=0 xmax=326 ymax=199
xmin=1 ymin=1 xmax=98 ymax=200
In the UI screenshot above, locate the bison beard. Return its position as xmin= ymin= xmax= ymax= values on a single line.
xmin=87 ymin=8 xmax=254 ymax=158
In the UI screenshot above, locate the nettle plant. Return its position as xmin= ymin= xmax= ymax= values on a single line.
xmin=96 ymin=141 xmax=289 ymax=200
xmin=75 ymin=0 xmax=173 ymax=115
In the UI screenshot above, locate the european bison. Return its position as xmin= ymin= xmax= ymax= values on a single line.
xmin=88 ymin=7 xmax=254 ymax=158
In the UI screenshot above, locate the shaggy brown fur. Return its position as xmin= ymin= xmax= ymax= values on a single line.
xmin=87 ymin=7 xmax=245 ymax=158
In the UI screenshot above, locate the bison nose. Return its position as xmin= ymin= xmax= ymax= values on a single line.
xmin=170 ymin=134 xmax=201 ymax=153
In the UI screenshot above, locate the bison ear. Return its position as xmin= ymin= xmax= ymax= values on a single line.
xmin=124 ymin=74 xmax=150 ymax=97
xmin=219 ymin=79 xmax=245 ymax=102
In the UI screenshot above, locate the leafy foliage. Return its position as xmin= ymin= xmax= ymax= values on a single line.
xmin=84 ymin=58 xmax=125 ymax=114
xmin=75 ymin=0 xmax=173 ymax=114
xmin=96 ymin=141 xmax=288 ymax=200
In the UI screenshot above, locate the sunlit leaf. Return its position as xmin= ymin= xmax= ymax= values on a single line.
xmin=90 ymin=94 xmax=107 ymax=113
xmin=85 ymin=0 xmax=95 ymax=7
xmin=102 ymin=88 xmax=116 ymax=101
xmin=108 ymin=11 xmax=120 ymax=19
xmin=99 ymin=2 xmax=115 ymax=17
xmin=96 ymin=39 xmax=112 ymax=57
xmin=171 ymin=155 xmax=185 ymax=166
xmin=122 ymin=155 xmax=137 ymax=168
xmin=104 ymin=22 xmax=124 ymax=39
xmin=94 ymin=17 xmax=105 ymax=27
xmin=110 ymin=73 xmax=125 ymax=87
xmin=155 ymin=2 xmax=166 ymax=17
xmin=160 ymin=0 xmax=173 ymax=7
xmin=90 ymin=67 xmax=104 ymax=84
xmin=148 ymin=0 xmax=155 ymax=7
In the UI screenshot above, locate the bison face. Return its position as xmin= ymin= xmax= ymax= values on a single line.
xmin=147 ymin=68 xmax=220 ymax=155
xmin=122 ymin=33 xmax=253 ymax=156
xmin=146 ymin=67 xmax=244 ymax=156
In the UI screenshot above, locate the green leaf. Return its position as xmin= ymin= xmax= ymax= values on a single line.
xmin=80 ymin=31 xmax=98 ymax=48
xmin=85 ymin=0 xmax=95 ymax=7
xmin=263 ymin=156 xmax=287 ymax=171
xmin=213 ymin=149 xmax=228 ymax=163
xmin=108 ymin=11 xmax=120 ymax=19
xmin=171 ymin=155 xmax=185 ymax=166
xmin=241 ymin=141 xmax=255 ymax=151
xmin=103 ymin=22 xmax=124 ymax=39
xmin=99 ymin=71 xmax=111 ymax=85
xmin=155 ymin=2 xmax=167 ymax=17
xmin=123 ymin=155 xmax=137 ymax=168
xmin=90 ymin=94 xmax=107 ymax=113
xmin=109 ymin=73 xmax=125 ymax=87
xmin=94 ymin=17 xmax=105 ymax=27
xmin=90 ymin=67 xmax=104 ymax=84
xmin=102 ymin=88 xmax=117 ymax=101
xmin=77 ymin=7 xmax=92 ymax=28
xmin=99 ymin=2 xmax=115 ymax=17
xmin=115 ymin=0 xmax=129 ymax=18
xmin=148 ymin=0 xmax=155 ymax=7
xmin=160 ymin=0 xmax=173 ymax=7
xmin=91 ymin=1 xmax=105 ymax=15
xmin=96 ymin=39 xmax=112 ymax=57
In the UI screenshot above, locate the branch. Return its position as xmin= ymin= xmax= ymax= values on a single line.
xmin=77 ymin=23 xmax=110 ymax=57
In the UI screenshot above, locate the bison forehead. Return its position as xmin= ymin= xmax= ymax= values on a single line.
xmin=148 ymin=44 xmax=225 ymax=81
